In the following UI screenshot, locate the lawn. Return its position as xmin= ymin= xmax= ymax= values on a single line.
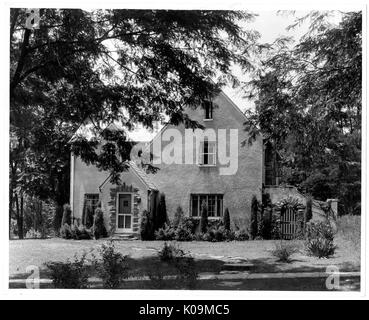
xmin=10 ymin=227 xmax=360 ymax=280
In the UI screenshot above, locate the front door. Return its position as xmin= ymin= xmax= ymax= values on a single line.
xmin=116 ymin=193 xmax=133 ymax=233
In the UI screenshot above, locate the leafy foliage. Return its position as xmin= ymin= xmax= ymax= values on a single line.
xmin=173 ymin=206 xmax=184 ymax=228
xmin=92 ymin=207 xmax=107 ymax=239
xmin=271 ymin=242 xmax=298 ymax=263
xmin=140 ymin=210 xmax=154 ymax=240
xmin=200 ymin=201 xmax=208 ymax=234
xmin=250 ymin=195 xmax=258 ymax=239
xmin=94 ymin=241 xmax=129 ymax=289
xmin=223 ymin=208 xmax=231 ymax=231
xmin=158 ymin=242 xmax=185 ymax=262
xmin=45 ymin=253 xmax=89 ymax=288
xmin=305 ymin=221 xmax=337 ymax=258
xmin=244 ymin=12 xmax=361 ymax=215
xmin=10 ymin=9 xmax=258 ymax=237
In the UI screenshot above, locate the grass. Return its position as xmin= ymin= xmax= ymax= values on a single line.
xmin=9 ymin=216 xmax=361 ymax=282
xmin=336 ymin=215 xmax=361 ymax=250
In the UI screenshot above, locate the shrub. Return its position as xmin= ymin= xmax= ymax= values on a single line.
xmin=158 ymin=242 xmax=185 ymax=262
xmin=260 ymin=193 xmax=273 ymax=239
xmin=250 ymin=195 xmax=258 ymax=239
xmin=95 ymin=241 xmax=129 ymax=289
xmin=60 ymin=223 xmax=72 ymax=239
xmin=223 ymin=208 xmax=230 ymax=231
xmin=140 ymin=210 xmax=154 ymax=240
xmin=305 ymin=197 xmax=313 ymax=223
xmin=271 ymin=242 xmax=298 ymax=263
xmin=175 ymin=222 xmax=193 ymax=241
xmin=93 ymin=207 xmax=107 ymax=240
xmin=234 ymin=229 xmax=249 ymax=241
xmin=200 ymin=201 xmax=208 ymax=234
xmin=173 ymin=206 xmax=184 ymax=228
xmin=305 ymin=221 xmax=337 ymax=258
xmin=25 ymin=228 xmax=43 ymax=239
xmin=155 ymin=223 xmax=176 ymax=241
xmin=156 ymin=193 xmax=168 ymax=230
xmin=78 ymin=225 xmax=92 ymax=240
xmin=71 ymin=224 xmax=92 ymax=240
xmin=61 ymin=204 xmax=72 ymax=226
xmin=45 ymin=253 xmax=89 ymax=288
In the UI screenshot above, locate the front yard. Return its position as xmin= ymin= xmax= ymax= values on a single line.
xmin=10 ymin=232 xmax=360 ymax=280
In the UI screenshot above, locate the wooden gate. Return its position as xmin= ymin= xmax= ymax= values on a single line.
xmin=280 ymin=207 xmax=298 ymax=240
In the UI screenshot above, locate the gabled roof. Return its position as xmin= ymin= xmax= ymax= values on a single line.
xmin=127 ymin=161 xmax=158 ymax=190
xmin=98 ymin=160 xmax=158 ymax=191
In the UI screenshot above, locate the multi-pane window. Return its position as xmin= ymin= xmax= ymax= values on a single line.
xmin=203 ymin=100 xmax=213 ymax=120
xmin=190 ymin=194 xmax=223 ymax=217
xmin=199 ymin=140 xmax=216 ymax=165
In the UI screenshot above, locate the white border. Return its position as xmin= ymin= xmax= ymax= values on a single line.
xmin=1 ymin=0 xmax=367 ymax=300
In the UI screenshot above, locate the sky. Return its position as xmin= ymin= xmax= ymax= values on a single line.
xmin=222 ymin=10 xmax=343 ymax=112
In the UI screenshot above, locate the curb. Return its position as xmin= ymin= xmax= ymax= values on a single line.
xmin=9 ymin=271 xmax=360 ymax=284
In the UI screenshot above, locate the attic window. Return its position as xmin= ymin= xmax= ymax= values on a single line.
xmin=203 ymin=100 xmax=213 ymax=120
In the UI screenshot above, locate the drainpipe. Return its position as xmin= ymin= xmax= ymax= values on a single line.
xmin=70 ymin=152 xmax=75 ymax=223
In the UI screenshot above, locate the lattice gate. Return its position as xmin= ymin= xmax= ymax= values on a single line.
xmin=280 ymin=207 xmax=298 ymax=240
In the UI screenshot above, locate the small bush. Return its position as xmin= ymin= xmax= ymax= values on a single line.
xmin=25 ymin=228 xmax=43 ymax=239
xmin=234 ymin=229 xmax=249 ymax=241
xmin=155 ymin=223 xmax=176 ymax=241
xmin=175 ymin=222 xmax=193 ymax=241
xmin=95 ymin=241 xmax=129 ymax=289
xmin=60 ymin=223 xmax=72 ymax=239
xmin=156 ymin=193 xmax=168 ymax=230
xmin=158 ymin=242 xmax=185 ymax=262
xmin=45 ymin=253 xmax=89 ymax=288
xmin=305 ymin=197 xmax=313 ymax=223
xmin=223 ymin=208 xmax=231 ymax=231
xmin=200 ymin=201 xmax=208 ymax=234
xmin=173 ymin=206 xmax=184 ymax=228
xmin=61 ymin=204 xmax=72 ymax=226
xmin=305 ymin=221 xmax=337 ymax=258
xmin=78 ymin=225 xmax=92 ymax=240
xmin=140 ymin=210 xmax=154 ymax=240
xmin=93 ymin=208 xmax=107 ymax=239
xmin=71 ymin=224 xmax=92 ymax=240
xmin=250 ymin=195 xmax=258 ymax=239
xmin=272 ymin=242 xmax=298 ymax=263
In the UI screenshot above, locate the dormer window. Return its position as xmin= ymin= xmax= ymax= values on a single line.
xmin=203 ymin=100 xmax=213 ymax=120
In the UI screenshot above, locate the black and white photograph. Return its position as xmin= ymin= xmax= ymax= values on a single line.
xmin=2 ymin=0 xmax=367 ymax=301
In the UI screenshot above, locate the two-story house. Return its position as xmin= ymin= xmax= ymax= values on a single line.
xmin=70 ymin=89 xmax=263 ymax=236
xmin=69 ymin=88 xmax=337 ymax=238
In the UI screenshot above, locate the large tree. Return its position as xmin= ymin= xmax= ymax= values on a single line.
xmin=244 ymin=11 xmax=361 ymax=215
xmin=10 ymin=9 xmax=258 ymax=237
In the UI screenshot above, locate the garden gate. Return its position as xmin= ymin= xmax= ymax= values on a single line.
xmin=280 ymin=206 xmax=298 ymax=240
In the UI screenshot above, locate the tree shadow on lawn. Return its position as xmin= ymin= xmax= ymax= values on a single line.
xmin=246 ymin=257 xmax=360 ymax=274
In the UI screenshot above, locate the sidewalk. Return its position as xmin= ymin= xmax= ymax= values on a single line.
xmin=9 ymin=270 xmax=360 ymax=284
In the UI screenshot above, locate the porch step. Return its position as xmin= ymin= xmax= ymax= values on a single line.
xmin=112 ymin=234 xmax=138 ymax=241
xmin=221 ymin=263 xmax=254 ymax=272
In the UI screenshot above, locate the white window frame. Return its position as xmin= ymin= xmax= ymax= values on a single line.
xmin=198 ymin=140 xmax=217 ymax=166
xmin=190 ymin=194 xmax=223 ymax=218
xmin=116 ymin=192 xmax=134 ymax=233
